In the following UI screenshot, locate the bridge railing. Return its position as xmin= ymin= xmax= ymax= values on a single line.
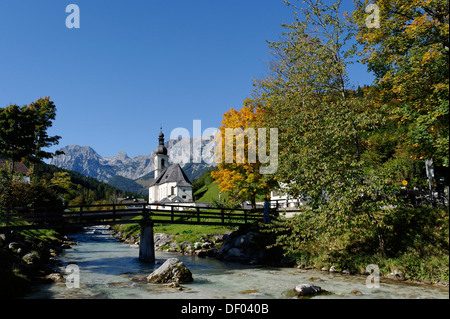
xmin=147 ymin=205 xmax=263 ymax=225
xmin=0 ymin=203 xmax=265 ymax=230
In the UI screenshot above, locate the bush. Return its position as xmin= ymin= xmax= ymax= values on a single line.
xmin=264 ymin=206 xmax=449 ymax=281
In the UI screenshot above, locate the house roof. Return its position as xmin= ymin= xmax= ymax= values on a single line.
xmin=149 ymin=164 xmax=192 ymax=187
xmin=0 ymin=160 xmax=29 ymax=174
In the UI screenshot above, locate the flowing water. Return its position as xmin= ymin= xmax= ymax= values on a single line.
xmin=24 ymin=226 xmax=449 ymax=299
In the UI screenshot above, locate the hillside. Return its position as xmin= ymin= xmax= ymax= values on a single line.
xmin=107 ymin=175 xmax=146 ymax=195
xmin=192 ymin=168 xmax=222 ymax=203
xmin=35 ymin=162 xmax=139 ymax=204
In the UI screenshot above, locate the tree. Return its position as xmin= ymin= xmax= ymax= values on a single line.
xmin=49 ymin=171 xmax=75 ymax=204
xmin=0 ymin=97 xmax=62 ymax=169
xmin=211 ymin=98 xmax=276 ymax=208
xmin=255 ymin=0 xmax=397 ymax=257
xmin=353 ymin=0 xmax=449 ymax=166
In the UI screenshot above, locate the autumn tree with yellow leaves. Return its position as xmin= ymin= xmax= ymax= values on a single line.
xmin=211 ymin=99 xmax=276 ymax=208
xmin=353 ymin=0 xmax=449 ymax=166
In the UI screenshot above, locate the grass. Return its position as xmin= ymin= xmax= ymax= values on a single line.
xmin=195 ymin=182 xmax=222 ymax=202
xmin=194 ymin=180 xmax=266 ymax=203
xmin=112 ymin=216 xmax=236 ymax=247
xmin=19 ymin=228 xmax=61 ymax=243
xmin=154 ymin=223 xmax=235 ymax=244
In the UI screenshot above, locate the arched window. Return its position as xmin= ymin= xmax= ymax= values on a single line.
xmin=161 ymin=158 xmax=165 ymax=168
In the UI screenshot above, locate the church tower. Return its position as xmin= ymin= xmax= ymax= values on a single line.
xmin=154 ymin=129 xmax=169 ymax=179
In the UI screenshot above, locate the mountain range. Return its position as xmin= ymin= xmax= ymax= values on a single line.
xmin=50 ymin=136 xmax=216 ymax=194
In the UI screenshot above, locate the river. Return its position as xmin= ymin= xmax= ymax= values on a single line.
xmin=23 ymin=226 xmax=449 ymax=299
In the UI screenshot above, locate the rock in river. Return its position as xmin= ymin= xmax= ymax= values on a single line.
xmin=147 ymin=258 xmax=193 ymax=284
xmin=294 ymin=284 xmax=326 ymax=297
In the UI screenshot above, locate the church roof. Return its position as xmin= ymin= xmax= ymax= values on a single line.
xmin=149 ymin=163 xmax=192 ymax=187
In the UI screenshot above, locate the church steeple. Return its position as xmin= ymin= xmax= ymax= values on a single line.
xmin=154 ymin=128 xmax=169 ymax=178
xmin=156 ymin=127 xmax=168 ymax=155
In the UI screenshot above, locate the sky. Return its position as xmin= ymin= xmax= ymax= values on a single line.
xmin=0 ymin=0 xmax=374 ymax=159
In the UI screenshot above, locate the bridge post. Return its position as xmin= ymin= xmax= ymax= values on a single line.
xmin=139 ymin=218 xmax=155 ymax=263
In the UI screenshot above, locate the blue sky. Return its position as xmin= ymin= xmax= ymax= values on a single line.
xmin=0 ymin=0 xmax=374 ymax=158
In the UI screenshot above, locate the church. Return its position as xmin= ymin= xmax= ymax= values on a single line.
xmin=148 ymin=130 xmax=193 ymax=203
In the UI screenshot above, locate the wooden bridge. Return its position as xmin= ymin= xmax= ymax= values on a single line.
xmin=0 ymin=203 xmax=266 ymax=263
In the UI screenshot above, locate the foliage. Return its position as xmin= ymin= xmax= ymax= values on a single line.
xmin=0 ymin=97 xmax=62 ymax=166
xmin=212 ymin=99 xmax=276 ymax=208
xmin=107 ymin=175 xmax=147 ymax=195
xmin=245 ymin=0 xmax=449 ymax=281
xmin=253 ymin=0 xmax=400 ymax=257
xmin=192 ymin=167 xmax=217 ymax=199
xmin=0 ymin=168 xmax=64 ymax=208
xmin=263 ymin=206 xmax=449 ymax=281
xmin=33 ymin=162 xmax=131 ymax=206
xmin=353 ymin=0 xmax=449 ymax=166
xmin=0 ymin=160 xmax=130 ymax=210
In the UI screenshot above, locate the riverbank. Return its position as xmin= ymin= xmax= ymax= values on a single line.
xmin=111 ymin=222 xmax=449 ymax=289
xmin=5 ymin=221 xmax=447 ymax=299
xmin=22 ymin=226 xmax=449 ymax=299
xmin=0 ymin=228 xmax=77 ymax=298
xmin=112 ymin=222 xmax=290 ymax=266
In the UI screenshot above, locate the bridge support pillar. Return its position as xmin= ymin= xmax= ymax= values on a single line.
xmin=139 ymin=220 xmax=155 ymax=263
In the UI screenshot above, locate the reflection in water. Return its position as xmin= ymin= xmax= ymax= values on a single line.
xmin=24 ymin=227 xmax=449 ymax=299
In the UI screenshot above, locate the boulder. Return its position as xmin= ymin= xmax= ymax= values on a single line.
xmin=179 ymin=241 xmax=192 ymax=251
xmin=243 ymin=232 xmax=256 ymax=246
xmin=220 ymin=243 xmax=233 ymax=253
xmin=385 ymin=270 xmax=406 ymax=281
xmin=45 ymin=273 xmax=65 ymax=283
xmin=22 ymin=252 xmax=40 ymax=265
xmin=213 ymin=233 xmax=224 ymax=244
xmin=147 ymin=258 xmax=193 ymax=284
xmin=201 ymin=242 xmax=211 ymax=249
xmin=227 ymin=247 xmax=243 ymax=258
xmin=206 ymin=248 xmax=219 ymax=257
xmin=294 ymin=284 xmax=326 ymax=296
xmin=154 ymin=233 xmax=173 ymax=249
xmin=342 ymin=269 xmax=351 ymax=275
xmin=168 ymin=242 xmax=178 ymax=252
xmin=350 ymin=290 xmax=363 ymax=296
xmin=234 ymin=235 xmax=245 ymax=248
xmin=8 ymin=242 xmax=24 ymax=250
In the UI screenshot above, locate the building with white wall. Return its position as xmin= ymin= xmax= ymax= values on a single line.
xmin=148 ymin=130 xmax=193 ymax=203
